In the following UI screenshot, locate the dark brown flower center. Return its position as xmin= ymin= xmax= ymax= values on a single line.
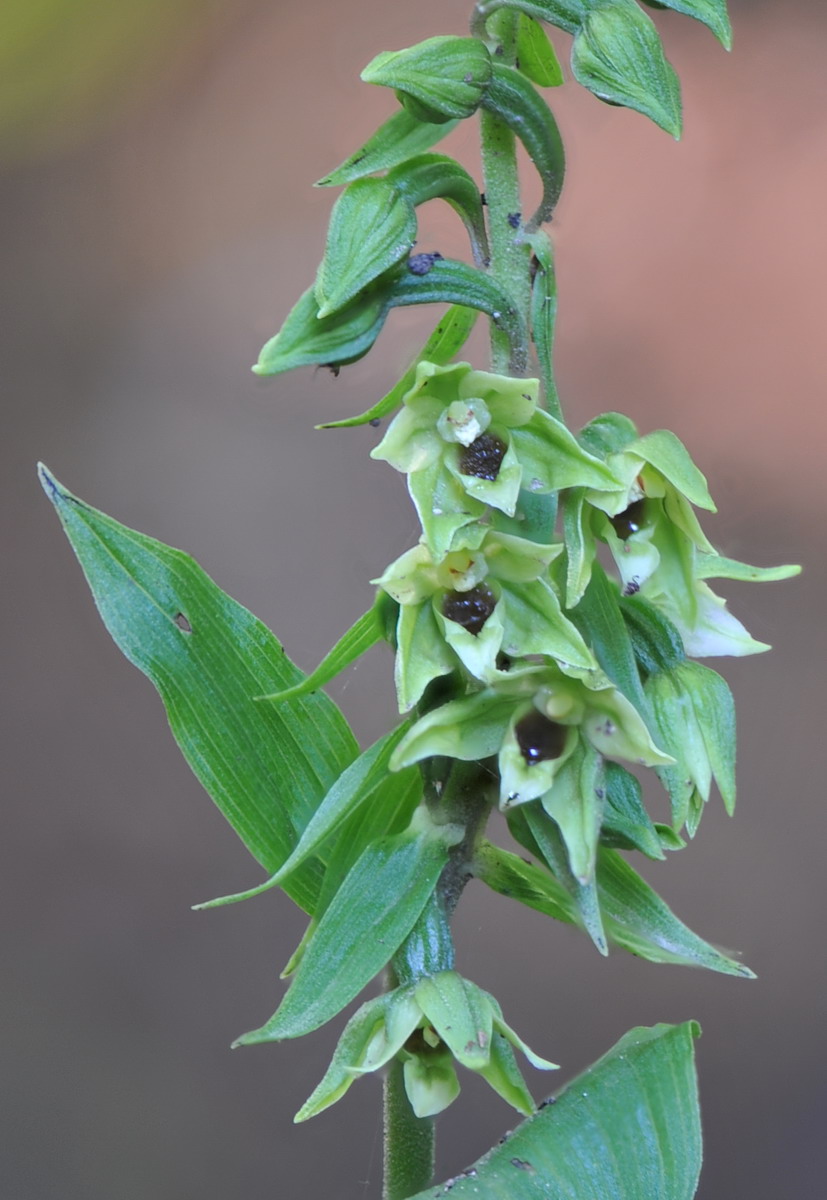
xmin=609 ymin=497 xmax=647 ymax=540
xmin=458 ymin=433 xmax=507 ymax=481
xmin=441 ymin=584 xmax=497 ymax=636
xmin=514 ymin=710 xmax=568 ymax=765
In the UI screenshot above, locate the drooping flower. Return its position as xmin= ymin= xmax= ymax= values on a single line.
xmin=371 ymin=361 xmax=621 ymax=558
xmin=374 ymin=527 xmax=596 ymax=711
xmin=564 ymin=414 xmax=797 ymax=656
xmin=294 ymin=970 xmax=556 ymax=1122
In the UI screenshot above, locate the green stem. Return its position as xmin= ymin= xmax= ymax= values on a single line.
xmin=383 ymin=1042 xmax=436 ymax=1200
xmin=478 ymin=13 xmax=532 ymax=375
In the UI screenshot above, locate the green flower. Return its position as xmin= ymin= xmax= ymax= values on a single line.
xmin=371 ymin=361 xmax=620 ymax=558
xmin=374 ymin=527 xmax=596 ymax=711
xmin=393 ymin=664 xmax=672 ymax=805
xmin=294 ymin=971 xmax=556 ymax=1122
xmin=566 ymin=418 xmax=795 ymax=656
xmin=393 ymin=665 xmax=672 ymax=883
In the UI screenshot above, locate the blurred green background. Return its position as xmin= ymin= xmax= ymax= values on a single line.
xmin=3 ymin=1 xmax=825 ymax=1196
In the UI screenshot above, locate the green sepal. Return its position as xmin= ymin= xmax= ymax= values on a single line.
xmin=561 ymin=488 xmax=596 ymax=609
xmin=316 ymin=110 xmax=460 ymax=187
xmin=475 ymin=1033 xmax=537 ymax=1116
xmin=515 ymin=13 xmax=565 ymax=87
xmin=572 ymin=0 xmax=682 ymax=138
xmin=540 ymin=740 xmax=605 ymax=884
xmin=473 ymin=841 xmax=577 ymax=927
xmin=193 ymin=723 xmax=410 ymax=910
xmin=408 ymin=459 xmax=488 ymax=563
xmin=641 ymin=0 xmax=732 ymax=49
xmin=235 ymin=818 xmax=455 ymax=1043
xmin=387 ymin=154 xmax=489 ymax=266
xmin=38 ymin=466 xmax=357 ymax=917
xmin=255 ymin=606 xmax=381 ymax=703
xmin=317 ymin=306 xmax=478 ymax=429
xmin=694 ymin=553 xmax=801 ymax=584
xmin=578 ymin=410 xmax=639 ymax=457
xmin=255 ymin=260 xmax=522 ymax=378
xmin=314 ymin=178 xmax=416 ymax=317
xmin=519 ymin=802 xmax=607 ymax=954
xmin=481 ymin=63 xmax=565 ymax=228
xmin=362 ymin=37 xmax=492 ymax=124
xmin=601 ymin=761 xmax=664 ymax=860
xmin=395 ymin=598 xmax=458 ymax=712
xmin=512 ymin=408 xmax=621 ymax=493
xmin=647 ymin=660 xmax=736 ymax=823
xmin=414 ymin=973 xmax=494 ymax=1070
xmin=294 ymin=994 xmax=392 ymax=1121
xmin=619 ymin=591 xmax=686 ymax=676
xmin=408 ymin=1023 xmax=703 ymax=1200
xmin=631 ymin=428 xmax=715 ymax=511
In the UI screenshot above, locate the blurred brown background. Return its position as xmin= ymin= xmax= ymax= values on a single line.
xmin=2 ymin=1 xmax=825 ymax=1196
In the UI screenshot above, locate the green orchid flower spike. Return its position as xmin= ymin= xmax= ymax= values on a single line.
xmin=371 ymin=360 xmax=621 ymax=558
xmin=295 ymin=969 xmax=556 ymax=1123
xmin=374 ymin=526 xmax=596 ymax=711
xmin=565 ymin=414 xmax=798 ymax=656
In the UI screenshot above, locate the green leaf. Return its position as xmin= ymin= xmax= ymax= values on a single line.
xmin=527 ymin=231 xmax=561 ymax=418
xmin=362 ymin=37 xmax=492 ymax=124
xmin=256 ymin=260 xmax=522 ymax=379
xmin=315 ymin=178 xmax=416 ymax=318
xmin=317 ymin=306 xmax=478 ymax=429
xmin=316 ymin=110 xmax=460 ymax=187
xmin=515 ymin=14 xmax=565 ymax=87
xmin=472 ymin=0 xmax=585 ymax=41
xmin=481 ymin=63 xmax=565 ymax=228
xmin=570 ymin=562 xmax=650 ymax=718
xmin=619 ymin=591 xmax=686 ymax=675
xmin=642 ymin=0 xmax=732 ymax=49
xmin=255 ymin=606 xmax=381 ymax=703
xmin=236 ymin=825 xmax=451 ymax=1042
xmin=572 ymin=0 xmax=682 ymax=138
xmin=254 ymin=284 xmax=388 ymax=377
xmin=409 ymin=1022 xmax=703 ymax=1200
xmin=597 ymin=847 xmax=753 ymax=975
xmin=473 ymin=841 xmax=579 ymax=926
xmin=194 ymin=723 xmax=410 ymax=910
xmin=694 ymin=553 xmax=801 ymax=584
xmin=38 ymin=466 xmax=358 ymax=916
xmin=387 ymin=154 xmax=489 ymax=266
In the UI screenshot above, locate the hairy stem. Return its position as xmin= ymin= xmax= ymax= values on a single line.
xmin=383 ymin=1030 xmax=436 ymax=1199
xmin=478 ymin=13 xmax=532 ymax=375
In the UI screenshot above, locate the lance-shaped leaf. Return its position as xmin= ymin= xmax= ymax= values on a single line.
xmin=255 ymin=606 xmax=381 ymax=703
xmin=38 ymin=466 xmax=358 ymax=917
xmin=642 ymin=0 xmax=732 ymax=49
xmin=471 ymin=0 xmax=585 ymax=41
xmin=528 ymin=231 xmax=561 ymax=418
xmin=521 ymin=801 xmax=608 ymax=954
xmin=236 ymin=820 xmax=455 ymax=1042
xmin=597 ymin=847 xmax=753 ymax=975
xmin=314 ymin=178 xmax=416 ymax=317
xmin=256 ymin=260 xmax=522 ymax=378
xmin=194 ymin=723 xmax=410 ymax=909
xmin=620 ymin=591 xmax=686 ymax=675
xmin=409 ymin=1023 xmax=703 ymax=1200
xmin=254 ymin=284 xmax=388 ymax=376
xmin=317 ymin=306 xmax=478 ymax=429
xmin=515 ymin=13 xmax=565 ymax=87
xmin=481 ymin=63 xmax=565 ymax=228
xmin=387 ymin=154 xmax=489 ymax=266
xmin=316 ymin=110 xmax=460 ymax=187
xmin=572 ymin=0 xmax=682 ymax=138
xmin=601 ymin=761 xmax=664 ymax=860
xmin=362 ymin=36 xmax=492 ymax=124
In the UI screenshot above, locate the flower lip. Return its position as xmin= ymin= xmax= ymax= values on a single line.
xmin=514 ymin=708 xmax=569 ymax=765
xmin=457 ymin=431 xmax=508 ymax=481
